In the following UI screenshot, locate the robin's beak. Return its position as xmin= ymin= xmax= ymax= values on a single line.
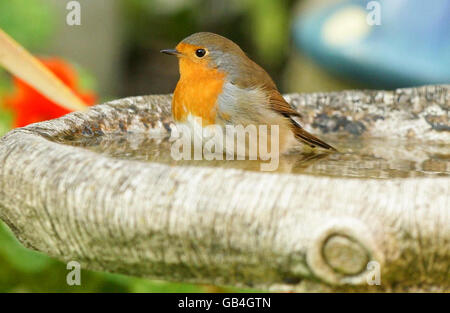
xmin=160 ymin=49 xmax=180 ymax=56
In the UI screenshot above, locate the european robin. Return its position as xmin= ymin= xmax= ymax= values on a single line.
xmin=161 ymin=32 xmax=335 ymax=156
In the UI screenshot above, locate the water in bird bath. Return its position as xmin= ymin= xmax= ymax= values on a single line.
xmin=58 ymin=132 xmax=450 ymax=179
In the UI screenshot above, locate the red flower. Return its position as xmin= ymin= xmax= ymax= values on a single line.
xmin=3 ymin=58 xmax=96 ymax=127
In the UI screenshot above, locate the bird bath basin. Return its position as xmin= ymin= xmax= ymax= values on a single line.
xmin=63 ymin=134 xmax=449 ymax=179
xmin=0 ymin=85 xmax=448 ymax=292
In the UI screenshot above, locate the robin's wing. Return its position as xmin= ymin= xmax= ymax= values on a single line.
xmin=231 ymin=56 xmax=335 ymax=151
xmin=267 ymin=89 xmax=302 ymax=118
xmin=269 ymin=89 xmax=336 ymax=151
xmin=230 ymin=58 xmax=301 ymax=117
xmin=288 ymin=117 xmax=336 ymax=150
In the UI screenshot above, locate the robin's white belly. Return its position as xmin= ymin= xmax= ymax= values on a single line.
xmin=173 ymin=113 xmax=295 ymax=160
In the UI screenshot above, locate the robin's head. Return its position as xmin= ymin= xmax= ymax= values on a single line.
xmin=161 ymin=32 xmax=248 ymax=79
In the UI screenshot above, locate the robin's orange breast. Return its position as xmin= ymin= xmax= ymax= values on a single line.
xmin=172 ymin=57 xmax=225 ymax=126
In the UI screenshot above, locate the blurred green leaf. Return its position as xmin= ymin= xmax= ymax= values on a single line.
xmin=245 ymin=0 xmax=290 ymax=66
xmin=75 ymin=64 xmax=98 ymax=93
xmin=0 ymin=0 xmax=55 ymax=49
xmin=0 ymin=69 xmax=12 ymax=136
xmin=0 ymin=110 xmax=12 ymax=137
xmin=0 ymin=222 xmax=52 ymax=273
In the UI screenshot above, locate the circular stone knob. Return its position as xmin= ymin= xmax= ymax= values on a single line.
xmin=323 ymin=235 xmax=369 ymax=275
xmin=307 ymin=218 xmax=384 ymax=285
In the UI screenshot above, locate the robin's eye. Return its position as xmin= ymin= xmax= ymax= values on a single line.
xmin=195 ymin=49 xmax=206 ymax=58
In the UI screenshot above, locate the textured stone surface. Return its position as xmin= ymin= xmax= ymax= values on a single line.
xmin=0 ymin=85 xmax=448 ymax=292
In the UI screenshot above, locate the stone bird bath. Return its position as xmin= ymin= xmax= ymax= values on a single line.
xmin=0 ymin=85 xmax=448 ymax=292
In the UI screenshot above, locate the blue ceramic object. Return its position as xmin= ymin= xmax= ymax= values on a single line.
xmin=293 ymin=0 xmax=450 ymax=88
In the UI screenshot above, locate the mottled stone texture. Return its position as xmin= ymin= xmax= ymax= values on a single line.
xmin=0 ymin=85 xmax=448 ymax=292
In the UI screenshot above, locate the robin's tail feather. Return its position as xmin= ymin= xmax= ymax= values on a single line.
xmin=289 ymin=117 xmax=337 ymax=151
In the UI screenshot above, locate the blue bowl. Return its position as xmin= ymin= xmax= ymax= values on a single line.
xmin=293 ymin=0 xmax=450 ymax=88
